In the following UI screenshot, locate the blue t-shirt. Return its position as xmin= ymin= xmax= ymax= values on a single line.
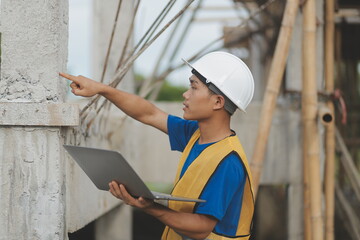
xmin=167 ymin=115 xmax=246 ymax=236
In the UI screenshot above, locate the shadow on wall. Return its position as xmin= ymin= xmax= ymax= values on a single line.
xmin=68 ymin=221 xmax=95 ymax=240
xmin=133 ymin=208 xmax=165 ymax=240
xmin=250 ymin=185 xmax=288 ymax=240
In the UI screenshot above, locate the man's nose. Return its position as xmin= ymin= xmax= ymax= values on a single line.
xmin=182 ymin=89 xmax=189 ymax=99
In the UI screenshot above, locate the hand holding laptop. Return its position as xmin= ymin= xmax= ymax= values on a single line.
xmin=109 ymin=181 xmax=154 ymax=208
xmin=64 ymin=145 xmax=205 ymax=203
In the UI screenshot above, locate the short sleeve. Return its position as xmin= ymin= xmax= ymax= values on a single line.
xmin=167 ymin=115 xmax=198 ymax=152
xmin=194 ymin=153 xmax=246 ymax=222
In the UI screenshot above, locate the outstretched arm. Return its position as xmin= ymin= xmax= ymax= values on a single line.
xmin=59 ymin=73 xmax=168 ymax=133
xmin=109 ymin=181 xmax=217 ymax=240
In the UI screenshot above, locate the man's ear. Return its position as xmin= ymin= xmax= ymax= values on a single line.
xmin=213 ymin=95 xmax=225 ymax=110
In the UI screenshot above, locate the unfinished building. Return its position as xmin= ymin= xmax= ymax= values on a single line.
xmin=0 ymin=0 xmax=359 ymax=239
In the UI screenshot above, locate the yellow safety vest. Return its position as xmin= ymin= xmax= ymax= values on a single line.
xmin=161 ymin=129 xmax=254 ymax=240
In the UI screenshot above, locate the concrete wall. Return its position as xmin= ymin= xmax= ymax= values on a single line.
xmin=63 ymin=108 xmax=135 ymax=236
xmin=110 ymin=101 xmax=304 ymax=240
xmin=0 ymin=0 xmax=135 ymax=239
xmin=64 ymin=0 xmax=136 ymax=238
xmin=131 ymin=101 xmax=302 ymax=186
xmin=0 ymin=1 xmax=72 ymax=240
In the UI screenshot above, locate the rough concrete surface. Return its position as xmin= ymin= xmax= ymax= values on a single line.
xmin=0 ymin=128 xmax=66 ymax=240
xmin=0 ymin=0 xmax=70 ymax=239
xmin=0 ymin=103 xmax=79 ymax=126
xmin=0 ymin=0 xmax=68 ymax=103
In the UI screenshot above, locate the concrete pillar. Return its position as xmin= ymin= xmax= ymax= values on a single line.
xmin=89 ymin=1 xmax=135 ymax=239
xmin=286 ymin=0 xmax=324 ymax=92
xmin=0 ymin=1 xmax=78 ymax=240
xmin=95 ymin=204 xmax=133 ymax=240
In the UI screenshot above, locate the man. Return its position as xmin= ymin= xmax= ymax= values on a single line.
xmin=60 ymin=51 xmax=255 ymax=240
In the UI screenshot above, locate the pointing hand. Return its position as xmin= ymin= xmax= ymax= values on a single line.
xmin=59 ymin=72 xmax=105 ymax=97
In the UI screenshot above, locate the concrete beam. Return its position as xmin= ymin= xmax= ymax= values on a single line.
xmin=0 ymin=103 xmax=79 ymax=126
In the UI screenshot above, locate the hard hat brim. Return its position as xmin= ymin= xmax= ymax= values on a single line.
xmin=182 ymin=58 xmax=194 ymax=70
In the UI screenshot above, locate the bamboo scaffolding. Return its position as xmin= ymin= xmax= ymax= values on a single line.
xmin=302 ymin=0 xmax=324 ymax=239
xmin=335 ymin=184 xmax=360 ymax=240
xmin=335 ymin=128 xmax=360 ymax=201
xmin=250 ymin=0 xmax=299 ymax=197
xmin=324 ymin=0 xmax=335 ymax=239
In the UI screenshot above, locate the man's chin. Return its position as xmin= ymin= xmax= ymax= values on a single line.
xmin=183 ymin=113 xmax=196 ymax=121
xmin=182 ymin=113 xmax=190 ymax=120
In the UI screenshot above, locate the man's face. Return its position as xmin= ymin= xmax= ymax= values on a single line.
xmin=182 ymin=74 xmax=216 ymax=121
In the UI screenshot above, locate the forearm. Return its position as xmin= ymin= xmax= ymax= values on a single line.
xmin=108 ymin=183 xmax=216 ymax=239
xmin=59 ymin=73 xmax=168 ymax=132
xmin=143 ymin=203 xmax=216 ymax=239
xmin=99 ymin=84 xmax=165 ymax=128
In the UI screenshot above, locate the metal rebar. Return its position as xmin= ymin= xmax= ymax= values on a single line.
xmin=116 ymin=0 xmax=141 ymax=70
xmin=99 ymin=0 xmax=123 ymax=84
xmin=80 ymin=0 xmax=196 ymax=115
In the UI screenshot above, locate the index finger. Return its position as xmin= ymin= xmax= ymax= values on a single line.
xmin=59 ymin=72 xmax=78 ymax=83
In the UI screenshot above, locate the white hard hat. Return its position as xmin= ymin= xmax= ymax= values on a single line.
xmin=183 ymin=51 xmax=254 ymax=112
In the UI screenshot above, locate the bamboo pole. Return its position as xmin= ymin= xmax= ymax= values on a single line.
xmin=324 ymin=0 xmax=335 ymax=239
xmin=250 ymin=0 xmax=299 ymax=197
xmin=302 ymin=0 xmax=324 ymax=239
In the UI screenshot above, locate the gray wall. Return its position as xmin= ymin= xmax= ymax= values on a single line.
xmin=0 ymin=1 xmax=72 ymax=239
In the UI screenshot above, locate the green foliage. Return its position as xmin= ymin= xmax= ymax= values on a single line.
xmin=156 ymin=81 xmax=187 ymax=102
xmin=135 ymin=73 xmax=187 ymax=102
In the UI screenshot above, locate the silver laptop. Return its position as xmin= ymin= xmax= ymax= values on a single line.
xmin=64 ymin=145 xmax=205 ymax=203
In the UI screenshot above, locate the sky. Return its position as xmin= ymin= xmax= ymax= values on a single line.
xmin=68 ymin=0 xmax=247 ymax=86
